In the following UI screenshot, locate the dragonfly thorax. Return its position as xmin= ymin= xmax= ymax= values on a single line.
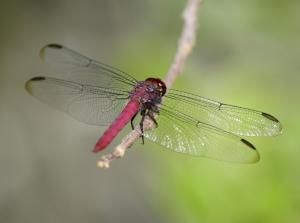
xmin=130 ymin=78 xmax=166 ymax=105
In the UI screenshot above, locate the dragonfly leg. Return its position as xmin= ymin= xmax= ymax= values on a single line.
xmin=146 ymin=111 xmax=158 ymax=128
xmin=139 ymin=109 xmax=146 ymax=144
xmin=130 ymin=112 xmax=138 ymax=130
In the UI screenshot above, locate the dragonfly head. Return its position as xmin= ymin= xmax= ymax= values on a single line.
xmin=145 ymin=77 xmax=167 ymax=97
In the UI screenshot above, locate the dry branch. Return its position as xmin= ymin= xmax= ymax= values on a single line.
xmin=98 ymin=0 xmax=201 ymax=168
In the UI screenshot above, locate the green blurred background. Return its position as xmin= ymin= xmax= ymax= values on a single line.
xmin=0 ymin=0 xmax=299 ymax=222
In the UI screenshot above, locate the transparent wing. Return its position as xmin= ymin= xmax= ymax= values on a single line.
xmin=25 ymin=44 xmax=140 ymax=125
xmin=164 ymin=89 xmax=282 ymax=137
xmin=26 ymin=76 xmax=129 ymax=126
xmin=144 ymin=107 xmax=259 ymax=163
xmin=39 ymin=44 xmax=138 ymax=91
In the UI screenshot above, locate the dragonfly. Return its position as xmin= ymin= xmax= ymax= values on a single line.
xmin=25 ymin=44 xmax=282 ymax=163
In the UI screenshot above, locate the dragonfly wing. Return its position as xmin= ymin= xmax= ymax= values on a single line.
xmin=26 ymin=77 xmax=129 ymax=126
xmin=26 ymin=44 xmax=139 ymax=125
xmin=143 ymin=107 xmax=259 ymax=163
xmin=39 ymin=44 xmax=138 ymax=91
xmin=164 ymin=89 xmax=282 ymax=137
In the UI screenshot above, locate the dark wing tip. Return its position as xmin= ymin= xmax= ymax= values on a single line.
xmin=47 ymin=43 xmax=63 ymax=49
xmin=241 ymin=138 xmax=256 ymax=150
xmin=40 ymin=44 xmax=63 ymax=60
xmin=30 ymin=76 xmax=46 ymax=81
xmin=261 ymin=112 xmax=280 ymax=123
xmin=25 ymin=76 xmax=46 ymax=93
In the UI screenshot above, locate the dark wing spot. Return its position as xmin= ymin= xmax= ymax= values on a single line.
xmin=25 ymin=77 xmax=45 ymax=93
xmin=30 ymin=76 xmax=46 ymax=81
xmin=47 ymin=43 xmax=63 ymax=49
xmin=261 ymin=112 xmax=279 ymax=123
xmin=218 ymin=103 xmax=223 ymax=110
xmin=25 ymin=77 xmax=46 ymax=93
xmin=241 ymin=138 xmax=256 ymax=150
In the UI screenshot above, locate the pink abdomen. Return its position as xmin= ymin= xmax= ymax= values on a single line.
xmin=93 ymin=100 xmax=140 ymax=153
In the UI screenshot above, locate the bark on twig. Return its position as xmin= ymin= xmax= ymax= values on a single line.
xmin=98 ymin=0 xmax=201 ymax=168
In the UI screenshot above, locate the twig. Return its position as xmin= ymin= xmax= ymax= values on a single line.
xmin=98 ymin=0 xmax=201 ymax=168
xmin=164 ymin=0 xmax=200 ymax=89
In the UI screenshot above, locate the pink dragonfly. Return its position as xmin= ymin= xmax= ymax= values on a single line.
xmin=26 ymin=44 xmax=282 ymax=163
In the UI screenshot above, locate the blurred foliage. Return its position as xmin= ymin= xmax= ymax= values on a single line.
xmin=0 ymin=0 xmax=299 ymax=223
